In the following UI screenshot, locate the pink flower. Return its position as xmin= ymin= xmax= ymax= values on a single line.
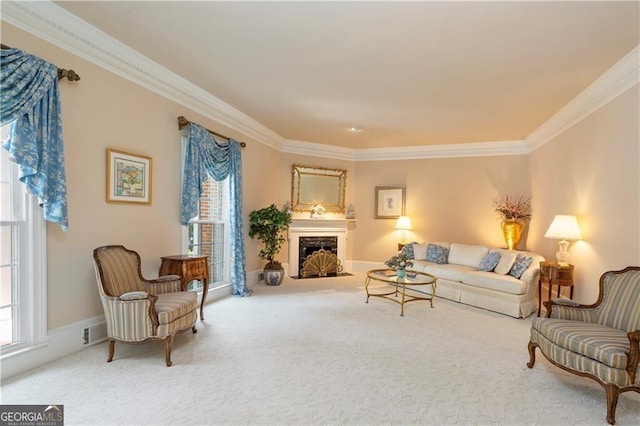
xmin=494 ymin=195 xmax=532 ymax=221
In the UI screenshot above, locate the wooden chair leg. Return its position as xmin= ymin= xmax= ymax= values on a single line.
xmin=164 ymin=335 xmax=174 ymax=367
xmin=605 ymin=384 xmax=620 ymax=425
xmin=107 ymin=340 xmax=115 ymax=362
xmin=527 ymin=341 xmax=537 ymax=368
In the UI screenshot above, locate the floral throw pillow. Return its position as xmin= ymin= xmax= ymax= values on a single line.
xmin=509 ymin=254 xmax=533 ymax=279
xmin=401 ymin=242 xmax=417 ymax=259
xmin=478 ymin=251 xmax=501 ymax=272
xmin=426 ymin=244 xmax=449 ymax=264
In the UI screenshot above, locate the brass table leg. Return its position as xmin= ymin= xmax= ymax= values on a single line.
xmin=365 ymin=276 xmax=370 ymax=303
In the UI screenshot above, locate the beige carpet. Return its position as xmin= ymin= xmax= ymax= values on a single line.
xmin=1 ymin=273 xmax=638 ymax=425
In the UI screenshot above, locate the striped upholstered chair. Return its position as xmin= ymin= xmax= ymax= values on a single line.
xmin=527 ymin=266 xmax=640 ymax=424
xmin=93 ymin=245 xmax=198 ymax=366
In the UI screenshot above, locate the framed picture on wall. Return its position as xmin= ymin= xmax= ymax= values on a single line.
xmin=374 ymin=186 xmax=405 ymax=219
xmin=106 ymin=148 xmax=152 ymax=205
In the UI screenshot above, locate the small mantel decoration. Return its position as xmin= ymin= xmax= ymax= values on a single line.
xmin=385 ymin=252 xmax=414 ymax=278
xmin=494 ymin=195 xmax=532 ymax=250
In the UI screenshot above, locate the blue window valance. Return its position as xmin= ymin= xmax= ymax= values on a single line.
xmin=0 ymin=48 xmax=69 ymax=230
xmin=181 ymin=122 xmax=250 ymax=296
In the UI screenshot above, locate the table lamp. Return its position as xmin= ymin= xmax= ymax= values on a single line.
xmin=544 ymin=215 xmax=582 ymax=265
xmin=395 ymin=216 xmax=412 ymax=245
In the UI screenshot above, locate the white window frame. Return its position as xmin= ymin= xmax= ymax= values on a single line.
xmin=180 ymin=138 xmax=232 ymax=292
xmin=0 ymin=145 xmax=47 ymax=358
xmin=180 ymin=178 xmax=232 ymax=290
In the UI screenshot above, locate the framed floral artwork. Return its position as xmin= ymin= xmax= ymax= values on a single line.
xmin=374 ymin=186 xmax=405 ymax=219
xmin=106 ymin=148 xmax=152 ymax=204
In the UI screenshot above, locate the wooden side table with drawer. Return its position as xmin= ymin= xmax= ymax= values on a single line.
xmin=159 ymin=255 xmax=209 ymax=321
xmin=538 ymin=261 xmax=575 ymax=317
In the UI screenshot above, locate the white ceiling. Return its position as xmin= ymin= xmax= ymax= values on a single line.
xmin=54 ymin=1 xmax=639 ymax=149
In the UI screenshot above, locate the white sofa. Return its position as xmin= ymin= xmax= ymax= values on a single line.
xmin=404 ymin=242 xmax=544 ymax=318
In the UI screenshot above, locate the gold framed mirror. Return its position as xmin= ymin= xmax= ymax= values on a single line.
xmin=291 ymin=164 xmax=347 ymax=213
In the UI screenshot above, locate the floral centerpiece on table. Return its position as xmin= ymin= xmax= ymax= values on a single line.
xmin=385 ymin=252 xmax=414 ymax=271
xmin=494 ymin=195 xmax=532 ymax=221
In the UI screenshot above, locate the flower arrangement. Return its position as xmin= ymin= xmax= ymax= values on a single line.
xmin=494 ymin=195 xmax=532 ymax=221
xmin=385 ymin=252 xmax=414 ymax=270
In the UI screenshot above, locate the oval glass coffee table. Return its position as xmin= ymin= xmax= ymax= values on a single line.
xmin=365 ymin=269 xmax=437 ymax=316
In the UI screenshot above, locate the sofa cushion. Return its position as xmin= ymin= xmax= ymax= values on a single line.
xmin=409 ymin=260 xmax=429 ymax=272
xmin=478 ymin=251 xmax=501 ymax=272
xmin=155 ymin=291 xmax=197 ymax=325
xmin=447 ymin=243 xmax=489 ymax=268
xmin=509 ymin=254 xmax=533 ymax=278
xmin=461 ymin=271 xmax=527 ymax=295
xmin=531 ymin=318 xmax=630 ymax=369
xmin=426 ymin=244 xmax=449 ymax=264
xmin=424 ymin=263 xmax=476 ymax=282
xmin=494 ymin=252 xmax=517 ymax=274
xmin=412 ymin=243 xmax=428 ymax=261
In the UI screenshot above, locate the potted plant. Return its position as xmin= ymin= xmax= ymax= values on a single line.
xmin=385 ymin=252 xmax=414 ymax=278
xmin=248 ymin=204 xmax=292 ymax=286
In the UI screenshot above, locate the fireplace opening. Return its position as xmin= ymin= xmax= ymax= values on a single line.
xmin=298 ymin=236 xmax=339 ymax=278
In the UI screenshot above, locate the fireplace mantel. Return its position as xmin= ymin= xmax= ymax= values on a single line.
xmin=287 ymin=219 xmax=354 ymax=277
xmin=290 ymin=218 xmax=355 ymax=227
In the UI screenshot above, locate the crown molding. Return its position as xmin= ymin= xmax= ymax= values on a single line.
xmin=527 ymin=45 xmax=640 ymax=150
xmin=3 ymin=2 xmax=636 ymax=161
xmin=1 ymin=1 xmax=284 ymax=151
xmin=282 ymin=140 xmax=357 ymax=161
xmin=283 ymin=139 xmax=530 ymax=161
xmin=354 ymin=140 xmax=530 ymax=161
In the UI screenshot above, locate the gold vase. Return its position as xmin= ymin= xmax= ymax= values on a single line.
xmin=501 ymin=220 xmax=524 ymax=250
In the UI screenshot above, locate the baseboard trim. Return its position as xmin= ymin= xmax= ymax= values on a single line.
xmin=1 ymin=315 xmax=106 ymax=380
xmin=0 ymin=282 xmax=241 ymax=380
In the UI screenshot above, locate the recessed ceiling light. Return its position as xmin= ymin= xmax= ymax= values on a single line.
xmin=350 ymin=125 xmax=362 ymax=132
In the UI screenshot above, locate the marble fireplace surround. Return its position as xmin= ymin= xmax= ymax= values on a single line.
xmin=287 ymin=219 xmax=350 ymax=277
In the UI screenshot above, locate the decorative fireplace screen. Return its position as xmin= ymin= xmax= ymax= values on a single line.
xmin=298 ymin=236 xmax=342 ymax=278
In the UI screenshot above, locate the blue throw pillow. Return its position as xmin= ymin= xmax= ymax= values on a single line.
xmin=401 ymin=242 xmax=418 ymax=259
xmin=426 ymin=244 xmax=449 ymax=264
xmin=509 ymin=254 xmax=533 ymax=279
xmin=478 ymin=251 xmax=501 ymax=272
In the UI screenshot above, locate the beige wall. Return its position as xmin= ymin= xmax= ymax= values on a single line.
xmin=3 ymin=24 xmax=282 ymax=329
xmin=242 ymin=142 xmax=284 ymax=271
xmin=529 ymin=84 xmax=640 ymax=304
xmin=5 ymin=24 xmax=639 ymax=331
xmin=351 ymin=156 xmax=532 ymax=263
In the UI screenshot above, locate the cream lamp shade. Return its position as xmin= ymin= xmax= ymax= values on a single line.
xmin=544 ymin=215 xmax=582 ymax=265
xmin=395 ymin=216 xmax=412 ymax=244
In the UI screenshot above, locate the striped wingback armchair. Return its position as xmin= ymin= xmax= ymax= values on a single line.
xmin=93 ymin=245 xmax=198 ymax=366
xmin=527 ymin=266 xmax=640 ymax=425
